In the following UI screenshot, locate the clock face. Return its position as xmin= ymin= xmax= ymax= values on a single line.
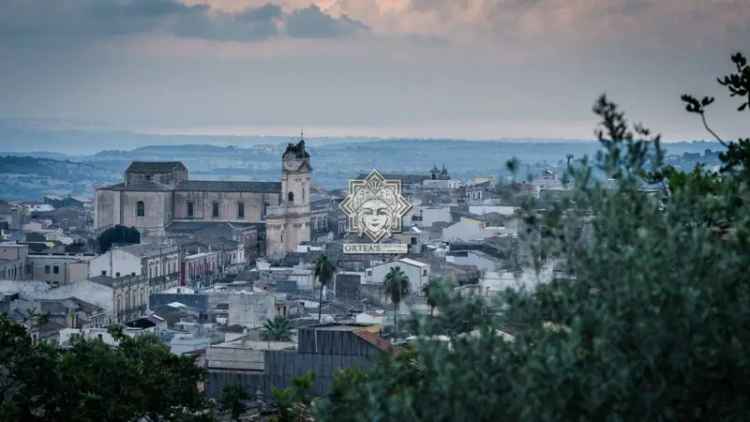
xmin=284 ymin=159 xmax=301 ymax=171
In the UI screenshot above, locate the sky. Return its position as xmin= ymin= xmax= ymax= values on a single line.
xmin=1 ymin=0 xmax=748 ymax=142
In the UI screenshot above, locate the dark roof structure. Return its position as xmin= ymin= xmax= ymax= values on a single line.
xmin=283 ymin=139 xmax=310 ymax=159
xmin=98 ymin=182 xmax=172 ymax=192
xmin=99 ymin=180 xmax=281 ymax=193
xmin=176 ymin=180 xmax=281 ymax=193
xmin=355 ymin=173 xmax=430 ymax=186
xmin=126 ymin=161 xmax=187 ymax=173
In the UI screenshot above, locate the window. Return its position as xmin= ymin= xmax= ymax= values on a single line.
xmin=288 ymin=192 xmax=294 ymax=202
xmin=136 ymin=201 xmax=145 ymax=217
xmin=187 ymin=201 xmax=194 ymax=217
xmin=45 ymin=265 xmax=50 ymax=274
xmin=237 ymin=202 xmax=245 ymax=218
xmin=53 ymin=265 xmax=59 ymax=274
xmin=212 ymin=202 xmax=219 ymax=218
xmin=101 ymin=270 xmax=107 ymax=276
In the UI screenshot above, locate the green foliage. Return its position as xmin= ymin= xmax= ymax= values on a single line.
xmin=97 ymin=224 xmax=140 ymax=253
xmin=421 ymin=278 xmax=452 ymax=317
xmin=314 ymin=255 xmax=336 ymax=323
xmin=220 ymin=385 xmax=249 ymax=421
xmin=271 ymin=372 xmax=315 ymax=422
xmin=0 ymin=315 xmax=209 ymax=422
xmin=315 ymin=52 xmax=750 ymax=421
xmin=383 ymin=266 xmax=410 ymax=336
xmin=262 ymin=316 xmax=293 ymax=341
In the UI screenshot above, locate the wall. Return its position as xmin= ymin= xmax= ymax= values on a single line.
xmin=442 ymin=217 xmax=486 ymax=242
xmin=227 ymin=292 xmax=276 ymax=328
xmin=119 ymin=191 xmax=173 ymax=236
xmin=0 ymin=260 xmax=25 ymax=280
xmin=173 ymin=191 xmax=278 ymax=223
xmin=89 ymin=249 xmax=142 ymax=278
xmin=206 ymin=351 xmax=376 ymax=398
xmin=28 ymin=255 xmax=91 ymax=284
xmin=446 ymin=251 xmax=499 ymax=273
xmin=368 ymin=260 xmax=429 ymax=294
xmin=414 ymin=206 xmax=452 ymax=228
xmin=0 ymin=244 xmax=28 ymax=260
xmin=95 ymin=189 xmax=120 ymax=230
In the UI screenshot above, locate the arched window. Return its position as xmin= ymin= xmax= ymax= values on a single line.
xmin=136 ymin=201 xmax=145 ymax=217
xmin=288 ymin=192 xmax=294 ymax=203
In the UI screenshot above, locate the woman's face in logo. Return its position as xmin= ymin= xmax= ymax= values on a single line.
xmin=360 ymin=199 xmax=390 ymax=234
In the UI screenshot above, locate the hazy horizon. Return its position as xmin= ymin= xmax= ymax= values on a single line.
xmin=2 ymin=0 xmax=749 ymax=150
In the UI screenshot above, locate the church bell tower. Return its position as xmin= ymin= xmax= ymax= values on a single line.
xmin=266 ymin=133 xmax=312 ymax=258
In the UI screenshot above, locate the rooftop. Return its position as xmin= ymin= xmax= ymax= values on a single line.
xmin=126 ymin=161 xmax=187 ymax=173
xmin=176 ymin=180 xmax=281 ymax=193
xmin=116 ymin=242 xmax=178 ymax=258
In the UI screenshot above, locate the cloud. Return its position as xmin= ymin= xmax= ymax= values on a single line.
xmin=285 ymin=5 xmax=368 ymax=38
xmin=0 ymin=0 xmax=368 ymax=47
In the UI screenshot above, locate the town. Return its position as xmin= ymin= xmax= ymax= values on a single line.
xmin=2 ymin=0 xmax=748 ymax=419
xmin=0 ymin=132 xmax=571 ymax=410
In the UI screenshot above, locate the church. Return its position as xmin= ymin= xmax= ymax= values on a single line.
xmin=95 ymin=139 xmax=312 ymax=257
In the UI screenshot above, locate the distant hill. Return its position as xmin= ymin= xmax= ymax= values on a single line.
xmin=0 ymin=138 xmax=724 ymax=201
xmin=0 ymin=155 xmax=118 ymax=201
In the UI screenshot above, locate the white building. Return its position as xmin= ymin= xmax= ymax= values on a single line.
xmin=442 ymin=217 xmax=510 ymax=242
xmin=366 ymin=258 xmax=430 ymax=294
xmin=468 ymin=205 xmax=518 ymax=217
xmin=410 ymin=205 xmax=452 ymax=228
xmin=422 ymin=179 xmax=463 ymax=190
xmin=89 ymin=243 xmax=180 ymax=281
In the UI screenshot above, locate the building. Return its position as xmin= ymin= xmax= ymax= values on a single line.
xmin=0 ymin=242 xmax=29 ymax=281
xmin=206 ymin=323 xmax=392 ymax=398
xmin=366 ymin=258 xmax=431 ymax=294
xmin=88 ymin=275 xmax=150 ymax=323
xmin=95 ymin=138 xmax=312 ymax=257
xmin=28 ymin=253 xmax=93 ymax=284
xmin=265 ymin=140 xmax=313 ymax=258
xmin=442 ymin=216 xmax=509 ymax=242
xmin=335 ymin=272 xmax=363 ymax=301
xmin=89 ymin=243 xmax=180 ymax=292
xmin=183 ymin=251 xmax=219 ymax=287
xmin=410 ymin=205 xmax=453 ymax=228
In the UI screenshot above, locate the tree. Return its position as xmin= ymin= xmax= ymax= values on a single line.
xmin=383 ymin=266 xmax=409 ymax=337
xmin=271 ymin=372 xmax=315 ymax=422
xmin=313 ymin=255 xmax=335 ymax=323
xmin=421 ymin=279 xmax=451 ymax=317
xmin=0 ymin=315 xmax=209 ymax=422
xmin=315 ymin=52 xmax=750 ymax=421
xmin=97 ymin=224 xmax=140 ymax=253
xmin=262 ymin=316 xmax=293 ymax=342
xmin=220 ymin=385 xmax=249 ymax=421
xmin=682 ymin=51 xmax=750 ymax=179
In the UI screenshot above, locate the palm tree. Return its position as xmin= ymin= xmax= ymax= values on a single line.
xmin=314 ymin=255 xmax=335 ymax=323
xmin=261 ymin=316 xmax=293 ymax=341
xmin=384 ymin=266 xmax=410 ymax=337
xmin=422 ymin=280 xmax=439 ymax=317
xmin=422 ymin=278 xmax=452 ymax=317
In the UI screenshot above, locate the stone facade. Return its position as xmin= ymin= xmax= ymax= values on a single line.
xmin=265 ymin=140 xmax=313 ymax=258
xmin=95 ymin=139 xmax=312 ymax=256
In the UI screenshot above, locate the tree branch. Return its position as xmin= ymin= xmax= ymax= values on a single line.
xmin=700 ymin=112 xmax=728 ymax=147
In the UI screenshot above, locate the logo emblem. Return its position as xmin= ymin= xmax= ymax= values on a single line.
xmin=339 ymin=170 xmax=412 ymax=242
